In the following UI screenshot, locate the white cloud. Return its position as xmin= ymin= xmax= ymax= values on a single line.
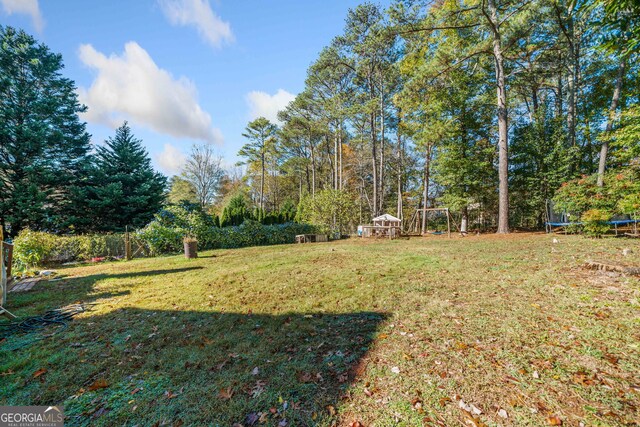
xmin=246 ymin=89 xmax=295 ymax=124
xmin=156 ymin=143 xmax=187 ymax=175
xmin=158 ymin=0 xmax=233 ymax=48
xmin=1 ymin=0 xmax=44 ymax=32
xmin=77 ymin=42 xmax=223 ymax=145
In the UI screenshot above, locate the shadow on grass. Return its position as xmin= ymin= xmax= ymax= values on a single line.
xmin=71 ymin=266 xmax=205 ymax=281
xmin=4 ymin=266 xmax=204 ymax=314
xmin=1 ymin=307 xmax=386 ymax=426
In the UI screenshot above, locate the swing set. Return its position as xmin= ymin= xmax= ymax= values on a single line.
xmin=406 ymin=207 xmax=462 ymax=237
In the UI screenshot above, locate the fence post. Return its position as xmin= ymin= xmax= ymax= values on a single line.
xmin=1 ymin=228 xmax=5 ymax=307
xmin=125 ymin=227 xmax=132 ymax=261
xmin=0 ymin=227 xmax=16 ymax=318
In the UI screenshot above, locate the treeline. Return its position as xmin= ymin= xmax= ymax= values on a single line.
xmin=0 ymin=27 xmax=166 ymax=236
xmin=236 ymin=0 xmax=640 ymax=232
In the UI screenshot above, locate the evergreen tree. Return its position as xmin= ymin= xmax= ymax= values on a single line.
xmin=84 ymin=122 xmax=167 ymax=231
xmin=239 ymin=117 xmax=278 ymax=211
xmin=0 ymin=26 xmax=92 ymax=235
xmin=221 ymin=193 xmax=251 ymax=227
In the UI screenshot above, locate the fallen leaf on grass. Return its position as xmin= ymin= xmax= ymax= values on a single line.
xmin=460 ymin=409 xmax=486 ymax=427
xmin=349 ymin=422 xmax=364 ymax=427
xmin=218 ymin=387 xmax=234 ymax=400
xmin=497 ymin=408 xmax=508 ymax=419
xmin=88 ymin=378 xmax=108 ymax=391
xmin=296 ymin=371 xmax=314 ymax=383
xmin=326 ymin=405 xmax=337 ymax=416
xmin=594 ymin=311 xmax=610 ymax=320
xmin=164 ymin=390 xmax=178 ymax=399
xmin=604 ymin=353 xmax=619 ymax=365
xmin=572 ymin=371 xmax=595 ymax=386
xmin=391 ymin=366 xmax=400 ymax=374
xmin=439 ymin=397 xmax=451 ymax=406
xmin=547 ymin=415 xmax=562 ymax=425
xmin=411 ymin=397 xmax=424 ymax=413
xmin=33 ymin=368 xmax=47 ymax=379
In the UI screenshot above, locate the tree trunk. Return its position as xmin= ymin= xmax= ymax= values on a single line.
xmin=333 ymin=127 xmax=338 ymax=190
xmin=566 ymin=14 xmax=577 ymax=148
xmin=379 ymin=78 xmax=385 ymax=214
xmin=597 ymin=58 xmax=626 ymax=187
xmin=371 ymin=111 xmax=378 ymax=217
xmin=310 ymin=141 xmax=316 ymax=197
xmin=421 ymin=145 xmax=431 ymax=235
xmin=487 ymin=0 xmax=510 ymax=234
xmin=299 ymin=175 xmax=303 ymax=203
xmin=396 ymin=131 xmax=403 ymax=220
xmin=338 ymin=122 xmax=343 ymax=190
xmin=556 ymin=72 xmax=563 ymax=118
xmin=260 ymin=152 xmax=265 ymax=211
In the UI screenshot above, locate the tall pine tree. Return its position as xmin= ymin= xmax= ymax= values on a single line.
xmin=84 ymin=122 xmax=166 ymax=231
xmin=0 ymin=26 xmax=92 ymax=235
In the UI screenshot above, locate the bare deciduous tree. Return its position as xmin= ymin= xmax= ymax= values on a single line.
xmin=183 ymin=144 xmax=225 ymax=208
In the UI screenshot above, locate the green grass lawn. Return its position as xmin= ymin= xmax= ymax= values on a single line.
xmin=1 ymin=234 xmax=639 ymax=426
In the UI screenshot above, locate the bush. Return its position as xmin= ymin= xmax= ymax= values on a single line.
xmin=135 ymin=221 xmax=183 ymax=255
xmin=12 ymin=229 xmax=57 ymax=269
xmin=581 ymin=209 xmax=612 ymax=238
xmin=12 ymin=229 xmax=127 ymax=269
xmin=136 ymin=220 xmax=316 ymax=254
xmin=553 ymin=167 xmax=640 ymax=236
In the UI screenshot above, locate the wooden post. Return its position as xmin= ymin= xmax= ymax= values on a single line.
xmin=0 ymin=228 xmax=16 ymax=319
xmin=1 ymin=228 xmax=5 ymax=307
xmin=446 ymin=208 xmax=451 ymax=238
xmin=125 ymin=226 xmax=132 ymax=261
xmin=4 ymin=242 xmax=12 ymax=279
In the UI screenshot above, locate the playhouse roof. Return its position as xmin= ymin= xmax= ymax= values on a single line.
xmin=372 ymin=214 xmax=401 ymax=222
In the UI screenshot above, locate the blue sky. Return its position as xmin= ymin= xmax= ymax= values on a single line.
xmin=0 ymin=0 xmax=389 ymax=175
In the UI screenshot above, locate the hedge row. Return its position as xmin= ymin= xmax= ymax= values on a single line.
xmin=12 ymin=221 xmax=318 ymax=269
xmin=136 ymin=220 xmax=317 ymax=254
xmin=12 ymin=229 xmax=127 ymax=269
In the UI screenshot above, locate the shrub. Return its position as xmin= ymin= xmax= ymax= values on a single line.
xmin=12 ymin=229 xmax=57 ymax=269
xmin=553 ymin=167 xmax=640 ymax=235
xmin=136 ymin=220 xmax=316 ymax=253
xmin=581 ymin=209 xmax=612 ymax=238
xmin=12 ymin=229 xmax=127 ymax=269
xmin=135 ymin=221 xmax=183 ymax=254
